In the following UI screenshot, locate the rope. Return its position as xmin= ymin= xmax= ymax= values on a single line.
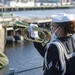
xmin=7 ymin=65 xmax=43 ymax=75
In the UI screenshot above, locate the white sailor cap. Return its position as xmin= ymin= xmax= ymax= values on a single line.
xmin=51 ymin=13 xmax=75 ymax=23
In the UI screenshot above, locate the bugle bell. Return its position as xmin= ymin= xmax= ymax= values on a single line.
xmin=14 ymin=20 xmax=52 ymax=44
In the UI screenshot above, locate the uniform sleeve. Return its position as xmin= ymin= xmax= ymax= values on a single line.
xmin=0 ymin=51 xmax=9 ymax=70
xmin=46 ymin=44 xmax=61 ymax=75
xmin=33 ymin=42 xmax=47 ymax=58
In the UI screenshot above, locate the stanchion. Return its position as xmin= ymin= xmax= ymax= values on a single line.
xmin=8 ymin=68 xmax=15 ymax=75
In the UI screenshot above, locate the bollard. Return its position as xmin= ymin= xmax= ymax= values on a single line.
xmin=9 ymin=68 xmax=15 ymax=75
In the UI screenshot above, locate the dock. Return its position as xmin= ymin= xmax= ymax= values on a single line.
xmin=0 ymin=5 xmax=75 ymax=12
xmin=0 ymin=13 xmax=21 ymax=51
xmin=0 ymin=14 xmax=52 ymax=52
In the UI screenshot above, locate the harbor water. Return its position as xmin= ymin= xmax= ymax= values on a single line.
xmin=1 ymin=41 xmax=43 ymax=75
xmin=0 ymin=9 xmax=75 ymax=75
xmin=1 ymin=8 xmax=75 ymax=18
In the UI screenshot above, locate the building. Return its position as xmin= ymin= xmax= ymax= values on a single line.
xmin=9 ymin=0 xmax=39 ymax=7
xmin=0 ymin=0 xmax=74 ymax=7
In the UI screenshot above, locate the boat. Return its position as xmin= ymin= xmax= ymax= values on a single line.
xmin=14 ymin=17 xmax=52 ymax=30
xmin=13 ymin=17 xmax=52 ymax=43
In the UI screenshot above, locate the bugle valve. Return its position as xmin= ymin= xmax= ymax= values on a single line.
xmin=23 ymin=26 xmax=52 ymax=44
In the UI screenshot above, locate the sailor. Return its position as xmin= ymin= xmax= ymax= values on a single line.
xmin=29 ymin=13 xmax=75 ymax=75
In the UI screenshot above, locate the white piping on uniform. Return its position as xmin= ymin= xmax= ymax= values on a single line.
xmin=44 ymin=39 xmax=75 ymax=75
xmin=52 ymin=41 xmax=66 ymax=75
xmin=45 ymin=40 xmax=66 ymax=75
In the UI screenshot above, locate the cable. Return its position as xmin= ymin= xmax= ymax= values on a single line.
xmin=7 ymin=65 xmax=43 ymax=75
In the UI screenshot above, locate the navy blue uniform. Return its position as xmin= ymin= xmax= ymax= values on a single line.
xmin=33 ymin=35 xmax=75 ymax=75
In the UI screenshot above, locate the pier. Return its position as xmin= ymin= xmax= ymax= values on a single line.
xmin=0 ymin=5 xmax=75 ymax=12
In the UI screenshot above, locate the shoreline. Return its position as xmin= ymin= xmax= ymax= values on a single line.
xmin=0 ymin=5 xmax=75 ymax=12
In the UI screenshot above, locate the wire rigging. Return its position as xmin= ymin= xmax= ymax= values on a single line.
xmin=7 ymin=66 xmax=43 ymax=75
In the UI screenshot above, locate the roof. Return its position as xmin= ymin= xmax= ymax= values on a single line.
xmin=22 ymin=18 xmax=52 ymax=23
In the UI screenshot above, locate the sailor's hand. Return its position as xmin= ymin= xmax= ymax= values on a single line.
xmin=29 ymin=23 xmax=39 ymax=39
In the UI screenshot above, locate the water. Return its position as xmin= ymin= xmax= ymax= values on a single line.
xmin=1 ymin=8 xmax=75 ymax=18
xmin=0 ymin=9 xmax=75 ymax=75
xmin=5 ymin=41 xmax=43 ymax=75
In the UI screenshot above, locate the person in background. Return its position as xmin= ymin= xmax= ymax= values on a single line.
xmin=29 ymin=13 xmax=75 ymax=75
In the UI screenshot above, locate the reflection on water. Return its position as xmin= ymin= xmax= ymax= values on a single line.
xmin=4 ymin=41 xmax=43 ymax=75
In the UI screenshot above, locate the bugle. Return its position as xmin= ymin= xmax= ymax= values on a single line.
xmin=36 ymin=28 xmax=51 ymax=44
xmin=14 ymin=20 xmax=52 ymax=44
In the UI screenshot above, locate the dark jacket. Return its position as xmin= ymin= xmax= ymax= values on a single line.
xmin=33 ymin=35 xmax=75 ymax=75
